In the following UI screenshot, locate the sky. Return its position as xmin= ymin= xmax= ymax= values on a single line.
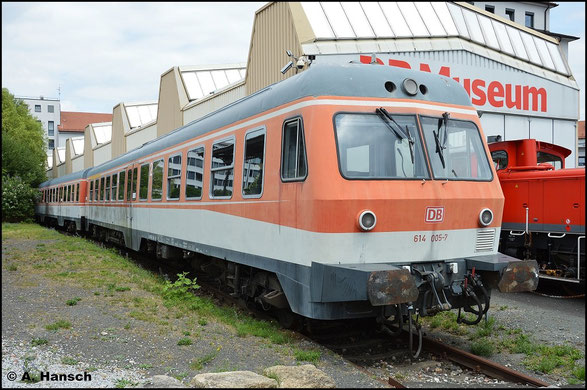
xmin=1 ymin=2 xmax=585 ymax=120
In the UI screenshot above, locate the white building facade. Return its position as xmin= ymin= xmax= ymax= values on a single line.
xmin=17 ymin=96 xmax=61 ymax=155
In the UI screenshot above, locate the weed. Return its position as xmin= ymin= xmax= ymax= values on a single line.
xmin=124 ymin=322 xmax=131 ymax=330
xmin=470 ymin=338 xmax=494 ymax=357
xmin=139 ymin=363 xmax=153 ymax=369
xmin=162 ymin=272 xmax=200 ymax=300
xmin=8 ymin=264 xmax=17 ymax=271
xmin=265 ymin=371 xmax=281 ymax=386
xmin=31 ymin=338 xmax=48 ymax=346
xmin=198 ymin=317 xmax=208 ymax=326
xmin=61 ymin=356 xmax=78 ymax=365
xmin=115 ymin=286 xmax=131 ymax=292
xmin=66 ymin=297 xmax=82 ymax=306
xmin=183 ymin=331 xmax=191 ymax=336
xmin=45 ymin=320 xmax=71 ymax=331
xmin=191 ymin=351 xmax=218 ymax=370
xmin=293 ymin=348 xmax=321 ymax=364
xmin=572 ymin=365 xmax=585 ymax=381
xmin=177 ymin=337 xmax=192 ymax=346
xmin=115 ymin=379 xmax=137 ymax=388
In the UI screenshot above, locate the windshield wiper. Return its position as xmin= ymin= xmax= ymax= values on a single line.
xmin=433 ymin=112 xmax=450 ymax=169
xmin=375 ymin=108 xmax=415 ymax=164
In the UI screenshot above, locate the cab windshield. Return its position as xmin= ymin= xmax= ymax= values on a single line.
xmin=420 ymin=116 xmax=493 ymax=181
xmin=334 ymin=113 xmax=429 ymax=179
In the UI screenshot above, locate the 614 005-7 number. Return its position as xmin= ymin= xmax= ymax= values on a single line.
xmin=413 ymin=233 xmax=448 ymax=243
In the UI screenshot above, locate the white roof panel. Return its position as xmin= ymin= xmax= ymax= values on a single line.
xmin=57 ymin=148 xmax=66 ymax=163
xmin=342 ymin=3 xmax=374 ymax=37
xmin=300 ymin=1 xmax=570 ymax=76
xmin=93 ymin=123 xmax=112 ymax=144
xmin=71 ymin=137 xmax=84 ymax=155
xmin=181 ymin=65 xmax=245 ymax=102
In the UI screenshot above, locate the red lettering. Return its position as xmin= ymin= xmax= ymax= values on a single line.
xmin=505 ymin=84 xmax=522 ymax=109
xmin=488 ymin=81 xmax=504 ymax=107
xmin=471 ymin=79 xmax=486 ymax=106
xmin=359 ymin=55 xmax=384 ymax=65
xmin=523 ymin=86 xmax=547 ymax=112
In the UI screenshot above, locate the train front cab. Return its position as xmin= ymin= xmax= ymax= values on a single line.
xmin=277 ymin=78 xmax=539 ymax=333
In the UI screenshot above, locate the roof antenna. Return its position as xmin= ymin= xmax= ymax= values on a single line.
xmin=58 ymin=84 xmax=61 ymax=100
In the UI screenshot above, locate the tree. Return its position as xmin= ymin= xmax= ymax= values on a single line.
xmin=2 ymin=88 xmax=47 ymax=222
xmin=2 ymin=88 xmax=47 ymax=187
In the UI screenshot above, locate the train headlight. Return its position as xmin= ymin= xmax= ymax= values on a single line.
xmin=479 ymin=208 xmax=494 ymax=226
xmin=402 ymin=78 xmax=418 ymax=96
xmin=358 ymin=210 xmax=377 ymax=231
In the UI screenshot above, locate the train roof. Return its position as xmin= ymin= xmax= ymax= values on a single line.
xmin=42 ymin=63 xmax=473 ymax=186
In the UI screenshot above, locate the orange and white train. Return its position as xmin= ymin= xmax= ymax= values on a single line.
xmin=36 ymin=63 xmax=538 ymax=330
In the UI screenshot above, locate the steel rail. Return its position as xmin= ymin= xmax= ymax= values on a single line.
xmin=420 ymin=335 xmax=551 ymax=387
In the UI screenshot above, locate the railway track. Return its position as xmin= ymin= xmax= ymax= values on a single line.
xmin=63 ymin=230 xmax=553 ymax=388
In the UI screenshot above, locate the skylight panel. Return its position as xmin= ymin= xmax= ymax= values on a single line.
xmin=182 ymin=72 xmax=204 ymax=101
xmin=533 ymin=36 xmax=555 ymax=70
xmin=462 ymin=8 xmax=485 ymax=45
xmin=478 ymin=14 xmax=499 ymax=50
xmin=397 ymin=2 xmax=428 ymax=37
xmin=196 ymin=72 xmax=217 ymax=96
xmin=211 ymin=70 xmax=230 ymax=90
xmin=520 ymin=30 xmax=542 ymax=65
xmin=321 ymin=2 xmax=355 ymax=38
xmin=58 ymin=148 xmax=66 ymax=162
xmin=72 ymin=138 xmax=84 ymax=155
xmin=506 ymin=26 xmax=529 ymax=60
xmin=546 ymin=42 xmax=568 ymax=74
xmin=138 ymin=105 xmax=155 ymax=125
xmin=126 ymin=107 xmax=140 ymax=129
xmin=93 ymin=124 xmax=112 ymax=144
xmin=238 ymin=69 xmax=246 ymax=79
xmin=415 ymin=2 xmax=446 ymax=36
xmin=301 ymin=2 xmax=334 ymax=38
xmin=446 ymin=2 xmax=469 ymax=39
xmin=47 ymin=156 xmax=53 ymax=169
xmin=492 ymin=20 xmax=515 ymax=56
xmin=341 ymin=2 xmax=374 ymax=37
xmin=380 ymin=2 xmax=412 ymax=37
xmin=360 ymin=2 xmax=393 ymax=37
xmin=225 ymin=69 xmax=243 ymax=84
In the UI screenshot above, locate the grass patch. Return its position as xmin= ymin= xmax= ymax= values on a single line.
xmin=61 ymin=356 xmax=78 ymax=365
xmin=115 ymin=379 xmax=137 ymax=388
xmin=293 ymin=348 xmax=321 ymax=364
xmin=7 ymin=264 xmax=18 ymax=271
xmin=198 ymin=317 xmax=208 ymax=326
xmin=31 ymin=338 xmax=48 ymax=346
xmin=45 ymin=319 xmax=71 ymax=331
xmin=177 ymin=337 xmax=192 ymax=346
xmin=191 ymin=351 xmax=218 ymax=370
xmin=470 ymin=338 xmax=494 ymax=357
xmin=66 ymin=297 xmax=82 ymax=306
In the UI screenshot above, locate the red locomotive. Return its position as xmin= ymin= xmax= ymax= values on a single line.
xmin=489 ymin=138 xmax=585 ymax=288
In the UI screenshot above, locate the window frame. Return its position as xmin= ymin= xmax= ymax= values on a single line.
xmin=100 ymin=177 xmax=105 ymax=201
xmin=48 ymin=105 xmax=54 ymax=113
xmin=105 ymin=175 xmax=111 ymax=202
xmin=48 ymin=121 xmax=55 ymax=136
xmin=484 ymin=5 xmax=494 ymax=13
xmin=280 ymin=116 xmax=308 ymax=182
xmin=185 ymin=145 xmax=205 ymax=200
xmin=210 ymin=136 xmax=236 ymax=199
xmin=111 ymin=173 xmax=118 ymax=201
xmin=505 ymin=8 xmax=515 ymax=22
xmin=35 ymin=104 xmax=41 ymax=112
xmin=151 ymin=159 xmax=164 ymax=201
xmin=242 ymin=127 xmax=267 ymax=199
xmin=166 ymin=153 xmax=182 ymax=201
xmin=118 ymin=171 xmax=126 ymax=201
xmin=139 ymin=163 xmax=150 ymax=201
xmin=525 ymin=12 xmax=534 ymax=28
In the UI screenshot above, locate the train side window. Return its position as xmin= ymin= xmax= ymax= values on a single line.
xmin=167 ymin=154 xmax=182 ymax=200
xmin=139 ymin=164 xmax=149 ymax=201
xmin=491 ymin=150 xmax=508 ymax=170
xmin=94 ymin=179 xmax=99 ymax=202
xmin=65 ymin=186 xmax=69 ymax=202
xmin=76 ymin=183 xmax=80 ymax=202
xmin=105 ymin=176 xmax=111 ymax=201
xmin=119 ymin=171 xmax=126 ymax=201
xmin=281 ymin=117 xmax=307 ymax=181
xmin=186 ymin=147 xmax=204 ymax=199
xmin=210 ymin=138 xmax=235 ymax=198
xmin=537 ymin=152 xmax=562 ymax=170
xmin=126 ymin=170 xmax=132 ymax=201
xmin=243 ymin=129 xmax=265 ymax=197
xmin=100 ymin=177 xmax=105 ymax=201
xmin=59 ymin=186 xmax=63 ymax=202
xmin=151 ymin=159 xmax=164 ymax=201
xmin=132 ymin=167 xmax=138 ymax=201
xmin=111 ymin=173 xmax=118 ymax=201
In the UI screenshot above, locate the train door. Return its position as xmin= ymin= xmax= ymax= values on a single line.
xmin=123 ymin=164 xmax=137 ymax=250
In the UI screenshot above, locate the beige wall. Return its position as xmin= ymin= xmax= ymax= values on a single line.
xmin=183 ymin=82 xmax=246 ymax=124
xmin=72 ymin=155 xmax=84 ymax=174
xmin=245 ymin=2 xmax=311 ymax=95
xmin=111 ymin=104 xmax=130 ymax=159
xmin=83 ymin=124 xmax=94 ymax=169
xmin=93 ymin=143 xmax=112 ymax=167
xmin=157 ymin=67 xmax=188 ymax=138
xmin=126 ymin=123 xmax=157 ymax=152
xmin=65 ymin=139 xmax=73 ymax=175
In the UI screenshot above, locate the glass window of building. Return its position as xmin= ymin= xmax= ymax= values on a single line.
xmin=484 ymin=5 xmax=494 ymax=13
xmin=525 ymin=12 xmax=534 ymax=28
xmin=35 ymin=105 xmax=41 ymax=112
xmin=505 ymin=8 xmax=515 ymax=22
xmin=48 ymin=105 xmax=54 ymax=113
xmin=48 ymin=139 xmax=54 ymax=149
xmin=48 ymin=121 xmax=54 ymax=136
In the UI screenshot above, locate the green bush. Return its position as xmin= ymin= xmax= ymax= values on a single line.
xmin=2 ymin=175 xmax=40 ymax=222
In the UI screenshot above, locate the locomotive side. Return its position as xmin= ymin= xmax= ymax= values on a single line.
xmin=489 ymin=139 xmax=585 ymax=286
xmin=36 ymin=64 xmax=538 ymax=333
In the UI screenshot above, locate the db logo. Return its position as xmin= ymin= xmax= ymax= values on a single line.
xmin=426 ymin=207 xmax=444 ymax=223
